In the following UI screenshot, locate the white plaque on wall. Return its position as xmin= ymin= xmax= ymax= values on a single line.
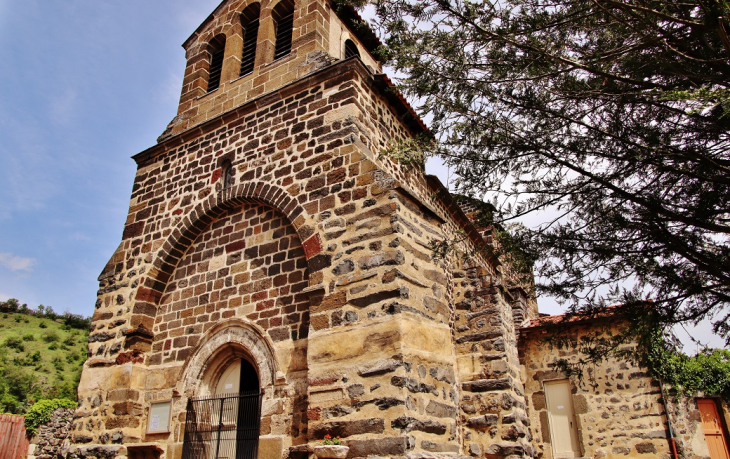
xmin=147 ymin=400 xmax=172 ymax=433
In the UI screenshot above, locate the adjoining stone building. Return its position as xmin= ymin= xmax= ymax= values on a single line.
xmin=67 ymin=1 xmax=730 ymax=459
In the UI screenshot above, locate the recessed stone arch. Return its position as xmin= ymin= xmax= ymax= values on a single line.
xmin=125 ymin=181 xmax=327 ymax=349
xmin=178 ymin=319 xmax=281 ymax=398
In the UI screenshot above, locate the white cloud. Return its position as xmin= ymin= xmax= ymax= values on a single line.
xmin=0 ymin=252 xmax=36 ymax=272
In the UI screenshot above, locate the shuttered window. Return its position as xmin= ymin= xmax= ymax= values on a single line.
xmin=344 ymin=39 xmax=360 ymax=59
xmin=240 ymin=4 xmax=260 ymax=77
xmin=207 ymin=35 xmax=226 ymax=93
xmin=272 ymin=0 xmax=295 ymax=60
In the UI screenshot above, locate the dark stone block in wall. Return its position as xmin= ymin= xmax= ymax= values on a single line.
xmin=132 ymin=302 xmax=157 ymax=317
xmin=425 ymin=400 xmax=458 ymax=418
xmin=122 ymin=222 xmax=144 ymax=240
xmin=462 ymin=378 xmax=511 ymax=392
xmin=539 ymin=411 xmax=550 ymax=442
xmin=310 ymin=418 xmax=384 ymax=439
xmin=332 ymin=259 xmax=355 ymax=276
xmin=349 ymin=288 xmax=404 ymax=308
xmin=484 ymin=443 xmax=525 ymax=459
xmin=391 ymin=416 xmax=447 ymax=435
xmin=466 ymin=414 xmax=499 ymax=431
xmin=635 ymin=443 xmax=657 ymax=454
xmin=345 ymin=437 xmax=408 ymax=458
xmin=532 ymin=392 xmax=546 ymax=410
xmin=308 ymin=254 xmax=332 ymax=272
xmin=456 ymin=331 xmax=503 ymax=344
xmin=89 ymin=332 xmax=116 ymax=343
xmin=391 ymin=376 xmax=436 ymax=394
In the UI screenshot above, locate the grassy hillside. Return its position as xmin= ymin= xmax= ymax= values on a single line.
xmin=0 ymin=311 xmax=89 ymax=414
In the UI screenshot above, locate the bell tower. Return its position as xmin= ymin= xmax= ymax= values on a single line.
xmin=69 ymin=1 xmax=537 ymax=458
xmin=158 ymin=0 xmax=383 ymax=140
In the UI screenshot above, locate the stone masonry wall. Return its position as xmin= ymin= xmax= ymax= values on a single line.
xmin=28 ymin=408 xmax=75 ymax=459
xmin=73 ymin=46 xmax=534 ymax=459
xmin=152 ymin=203 xmax=309 ymax=361
xmin=663 ymin=392 xmax=730 ymax=459
xmin=451 ymin=259 xmax=533 ymax=459
xmin=521 ymin=322 xmax=673 ymax=459
xmin=71 ymin=57 xmax=530 ymax=459
xmin=152 ymin=202 xmax=311 ymax=447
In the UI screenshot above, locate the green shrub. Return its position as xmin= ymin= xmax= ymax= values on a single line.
xmin=42 ymin=331 xmax=59 ymax=343
xmin=5 ymin=337 xmax=24 ymax=352
xmin=14 ymin=316 xmax=20 ymax=323
xmin=23 ymin=333 xmax=35 ymax=341
xmin=24 ymin=398 xmax=77 ymax=435
xmin=48 ymin=343 xmax=58 ymax=350
xmin=63 ymin=335 xmax=75 ymax=346
xmin=51 ymin=357 xmax=64 ymax=372
xmin=38 ymin=321 xmax=47 ymax=329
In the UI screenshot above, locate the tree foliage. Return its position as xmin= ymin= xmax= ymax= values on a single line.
xmin=647 ymin=335 xmax=730 ymax=399
xmin=370 ymin=0 xmax=730 ymax=342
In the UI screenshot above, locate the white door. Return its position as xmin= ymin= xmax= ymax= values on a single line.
xmin=213 ymin=360 xmax=242 ymax=459
xmin=216 ymin=360 xmax=242 ymax=395
xmin=544 ymin=380 xmax=581 ymax=458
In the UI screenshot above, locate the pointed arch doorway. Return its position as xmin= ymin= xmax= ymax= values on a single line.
xmin=182 ymin=358 xmax=262 ymax=459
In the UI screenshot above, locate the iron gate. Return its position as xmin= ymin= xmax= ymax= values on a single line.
xmin=181 ymin=391 xmax=263 ymax=459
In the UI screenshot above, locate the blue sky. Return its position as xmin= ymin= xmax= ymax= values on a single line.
xmin=0 ymin=1 xmax=724 ymax=350
xmin=0 ymin=0 xmax=222 ymax=316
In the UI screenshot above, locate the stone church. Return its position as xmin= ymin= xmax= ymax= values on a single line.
xmin=67 ymin=1 xmax=730 ymax=458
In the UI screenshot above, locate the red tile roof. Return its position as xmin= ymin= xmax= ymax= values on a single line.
xmin=521 ymin=304 xmax=625 ymax=329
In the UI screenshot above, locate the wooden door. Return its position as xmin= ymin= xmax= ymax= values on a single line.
xmin=544 ymin=380 xmax=581 ymax=458
xmin=698 ymin=399 xmax=730 ymax=459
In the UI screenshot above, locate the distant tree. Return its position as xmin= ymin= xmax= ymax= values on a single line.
xmin=43 ymin=305 xmax=57 ymax=320
xmin=0 ymin=298 xmax=19 ymax=313
xmin=371 ymin=0 xmax=730 ymax=344
xmin=62 ymin=312 xmax=91 ymax=330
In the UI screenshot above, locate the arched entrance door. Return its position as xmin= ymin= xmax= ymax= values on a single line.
xmin=182 ymin=359 xmax=262 ymax=459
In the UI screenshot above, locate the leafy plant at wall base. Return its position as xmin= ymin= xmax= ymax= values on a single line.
xmin=24 ymin=398 xmax=77 ymax=436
